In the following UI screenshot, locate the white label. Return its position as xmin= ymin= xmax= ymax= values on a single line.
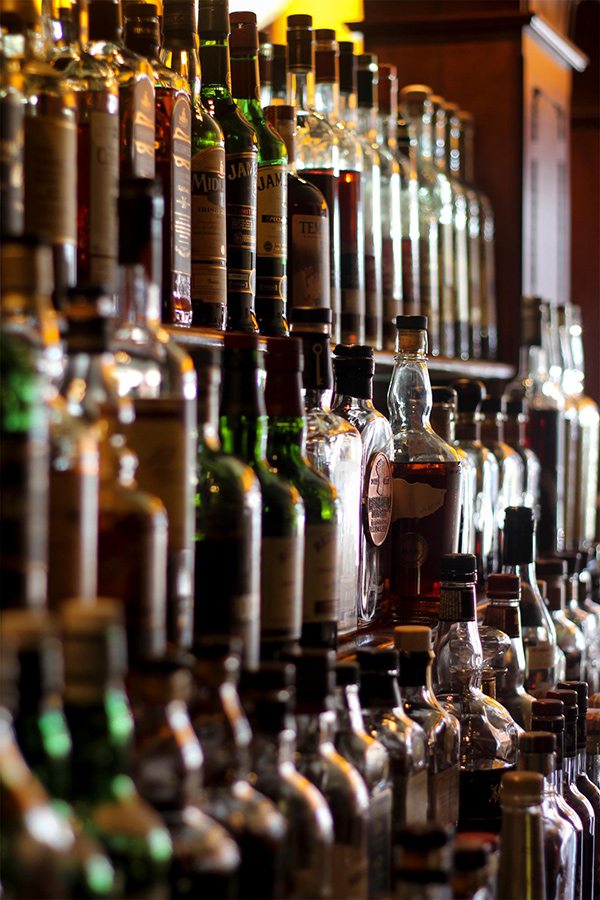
xmin=191 ymin=145 xmax=226 ymax=305
xmin=392 ymin=477 xmax=447 ymax=521
xmin=291 ymin=212 xmax=330 ymax=307
xmin=332 ymin=459 xmax=361 ymax=635
xmin=257 ymin=163 xmax=287 ymax=259
xmin=25 ymin=115 xmax=76 ymax=245
xmin=261 ymin=534 xmax=304 ymax=638
xmin=89 ymin=109 xmax=119 ymax=289
xmin=303 ymin=521 xmax=339 ymax=622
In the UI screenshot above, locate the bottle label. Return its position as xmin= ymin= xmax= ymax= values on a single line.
xmin=331 ymin=845 xmax=368 ymax=900
xmin=89 ymin=108 xmax=119 ymax=290
xmin=291 ymin=212 xmax=330 ymax=307
xmin=260 ymin=534 xmax=304 ymax=639
xmin=404 ymin=768 xmax=428 ymax=824
xmin=257 ymin=163 xmax=286 ymax=259
xmin=525 ymin=642 xmax=554 ymax=695
xmin=392 ymin=477 xmax=447 ymax=521
xmin=368 ymin=787 xmax=392 ymax=898
xmin=24 ymin=114 xmax=76 ymax=246
xmin=332 ymin=458 xmax=361 ymax=636
xmin=0 ymin=93 xmax=24 ymax=236
xmin=191 ymin=145 xmax=226 ymax=304
xmin=363 ymin=452 xmax=393 ymax=547
xmin=124 ymin=76 xmax=155 ymax=179
xmin=430 ymin=764 xmax=459 ymax=828
xmin=171 ymin=95 xmax=192 ymax=281
xmin=226 ymin=150 xmax=257 ymax=297
xmin=303 ymin=521 xmax=339 ymax=623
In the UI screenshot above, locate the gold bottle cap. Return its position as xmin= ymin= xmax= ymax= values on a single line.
xmin=394 ymin=625 xmax=432 ymax=652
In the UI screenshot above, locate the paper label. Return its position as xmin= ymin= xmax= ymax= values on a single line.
xmin=25 ymin=115 xmax=76 ymax=245
xmin=257 ymin=163 xmax=286 ymax=259
xmin=430 ymin=764 xmax=459 ymax=828
xmin=363 ymin=452 xmax=393 ymax=546
xmin=332 ymin=458 xmax=361 ymax=635
xmin=226 ymin=151 xmax=257 ymax=252
xmin=129 ymin=76 xmax=155 ymax=178
xmin=302 ymin=521 xmax=339 ymax=622
xmin=89 ymin=109 xmax=119 ymax=289
xmin=331 ymin=844 xmax=368 ymax=900
xmin=392 ymin=477 xmax=447 ymax=521
xmin=291 ymin=212 xmax=330 ymax=307
xmin=191 ymin=145 xmax=226 ymax=305
xmin=261 ymin=534 xmax=304 ymax=638
xmin=170 ymin=95 xmax=192 ymax=280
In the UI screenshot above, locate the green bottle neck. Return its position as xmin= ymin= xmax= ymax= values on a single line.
xmin=230 ymin=51 xmax=261 ymax=104
xmin=200 ymin=36 xmax=233 ymax=97
xmin=267 ymin=417 xmax=307 ymax=468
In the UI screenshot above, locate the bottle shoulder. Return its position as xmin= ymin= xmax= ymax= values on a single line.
xmin=288 ymin=172 xmax=328 ymax=214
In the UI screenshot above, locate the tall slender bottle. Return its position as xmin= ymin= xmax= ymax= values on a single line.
xmin=539 ymin=560 xmax=587 ymax=681
xmin=0 ymin=23 xmax=24 ymax=238
xmin=229 ymin=11 xmax=287 ymax=336
xmin=498 ymin=772 xmax=546 ymax=900
xmin=286 ymin=14 xmax=341 ymax=341
xmin=503 ymin=396 xmax=541 ymax=510
xmin=161 ymin=0 xmax=227 ymax=329
xmin=480 ymin=395 xmax=525 ymax=543
xmin=395 ymin=111 xmax=421 ymax=319
xmin=443 ymin=101 xmax=470 ymax=359
xmin=198 ymin=0 xmax=258 ymax=332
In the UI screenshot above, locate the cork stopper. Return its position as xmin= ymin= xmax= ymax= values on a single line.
xmin=394 ymin=625 xmax=432 ymax=653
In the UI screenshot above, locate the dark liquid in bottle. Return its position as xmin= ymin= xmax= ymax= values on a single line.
xmin=302 ymin=169 xmax=341 ymax=338
xmin=526 ymin=407 xmax=565 ymax=556
xmin=338 ymin=169 xmax=364 ymax=344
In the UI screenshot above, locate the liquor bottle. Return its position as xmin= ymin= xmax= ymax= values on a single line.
xmin=399 ymin=86 xmax=441 ymax=355
xmin=60 ymin=600 xmax=173 ymax=895
xmin=331 ymin=344 xmax=393 ymax=629
xmin=219 ymin=333 xmax=305 ymax=655
xmin=503 ymin=397 xmax=541 ymax=510
xmin=550 ymin=303 xmax=579 ymax=551
xmin=188 ymin=637 xmax=287 ymax=899
xmin=562 ymin=554 xmax=599 ymax=691
xmin=264 ymin=335 xmax=340 ymax=650
xmin=442 ymin=101 xmax=470 ymax=359
xmin=315 ymin=30 xmax=365 ymax=344
xmin=289 ymin=308 xmax=362 ymax=641
xmin=48 ymin=0 xmax=80 ymax=70
xmin=506 ymin=295 xmax=566 ymax=555
xmin=191 ymin=344 xmax=261 ymax=671
xmin=480 ymin=395 xmax=525 ymax=545
xmin=127 ymin=656 xmax=242 ymax=898
xmin=0 ymin=29 xmax=24 ymax=237
xmin=356 ymin=649 xmax=428 ymax=841
xmin=258 ymin=30 xmax=272 ymax=106
xmin=498 ymin=772 xmax=546 ymax=900
xmin=111 ymin=177 xmax=197 ymax=649
xmin=264 ymin=104 xmax=330 ymax=316
xmin=451 ymin=378 xmax=499 ymax=582
xmin=587 ymin=711 xmax=600 ymax=787
xmin=333 ymin=662 xmax=392 ymax=900
xmin=375 ymin=63 xmax=404 ymax=349
xmin=482 ymin=573 xmax=536 ymax=730
xmin=430 ymin=386 xmax=476 ymax=554
xmin=503 ymin=506 xmax=562 ymax=694
xmin=124 ymin=3 xmax=192 ymax=327
xmin=198 ymin=0 xmax=259 ymax=333
xmin=394 ymin=826 xmax=453 ymax=899
xmin=88 ymin=0 xmax=156 ymax=181
xmin=229 ymin=11 xmax=287 ymax=336
xmin=393 ymin=625 xmax=460 ymax=829
xmin=355 ymin=52 xmax=384 ymax=349
xmin=269 ymin=43 xmax=287 ymax=104
xmin=291 ymin=649 xmax=370 ymax=899
xmin=286 ymin=14 xmax=341 ymax=341
xmin=3 ymin=1 xmax=77 ymax=301
xmin=395 ymin=111 xmax=422 ymax=319
xmin=383 ymin=315 xmax=462 ymax=626
xmin=160 ymin=0 xmax=227 ymax=329
xmin=539 ymin=560 xmax=587 ymax=681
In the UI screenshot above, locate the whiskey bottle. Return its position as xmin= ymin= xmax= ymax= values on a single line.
xmin=264 ymin=336 xmax=340 ymax=650
xmin=498 ymin=772 xmax=546 ymax=900
xmin=161 ymin=0 xmax=227 ymax=329
xmin=264 ymin=103 xmax=330 ymax=317
xmin=192 ymin=344 xmax=261 ymax=671
xmin=198 ymin=0 xmax=259 ymax=333
xmin=286 ymin=14 xmax=341 ymax=341
xmin=540 ymin=561 xmax=587 ymax=681
xmin=315 ymin=31 xmax=365 ymax=344
xmin=230 ymin=11 xmax=287 ymax=336
xmin=442 ymin=101 xmax=470 ymax=359
xmin=124 ymin=3 xmax=192 ymax=327
xmin=290 ymin=307 xmax=362 ymax=641
xmin=331 ymin=344 xmax=393 ymax=629
xmin=503 ymin=397 xmax=541 ymax=510
xmin=0 ymin=33 xmax=24 ymax=237
xmin=383 ymin=316 xmax=462 ymax=627
xmin=480 ymin=395 xmax=525 ymax=545
xmin=219 ymin=333 xmax=305 ymax=655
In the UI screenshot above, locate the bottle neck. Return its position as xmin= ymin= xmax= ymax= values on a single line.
xmin=267 ymin=417 xmax=307 ymax=462
xmin=296 ymin=710 xmax=327 ymax=754
xmin=197 ymin=377 xmax=221 ymax=449
xmin=339 ymin=90 xmax=358 ymax=129
xmin=430 ymin=406 xmax=456 ymax=443
xmin=314 ymin=81 xmax=339 ymax=120
xmin=388 ymin=329 xmax=433 ymax=432
xmin=200 ymin=35 xmax=232 ymax=95
xmin=518 ymin=344 xmax=549 ymax=386
xmin=504 ymin=414 xmax=527 ymax=447
xmin=220 ymin=361 xmax=268 ymax=464
xmin=230 ymin=51 xmax=261 ymax=104
xmin=338 ymin=683 xmax=369 ymax=736
xmin=378 ymin=113 xmax=396 ymax=148
xmin=455 ymin=413 xmax=482 ymax=442
xmin=163 ymin=30 xmax=202 ymax=102
xmin=117 ymin=263 xmax=160 ymax=326
xmin=414 ymin=112 xmax=433 ymax=163
xmin=481 ymin=415 xmax=503 ymax=444
xmin=288 ymin=69 xmax=315 ymax=113
xmin=357 ymin=105 xmax=377 ymax=137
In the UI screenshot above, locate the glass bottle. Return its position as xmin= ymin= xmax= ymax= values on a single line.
xmin=497 ymin=772 xmax=546 ymax=900
xmin=188 ymin=637 xmax=287 ymax=899
xmin=264 ymin=103 xmax=330 ymax=317
xmin=160 ymin=0 xmax=227 ymax=330
xmin=314 ymin=30 xmax=365 ymax=344
xmin=331 ymin=344 xmax=393 ymax=630
xmin=230 ymin=11 xmax=287 ymax=337
xmin=198 ymin=0 xmax=259 ymax=333
xmin=0 ymin=26 xmax=24 ymax=237
xmin=550 ymin=303 xmax=580 ymax=551
xmin=393 ymin=625 xmax=460 ymax=829
xmin=587 ymin=711 xmax=600 ymax=788
xmin=269 ymin=43 xmax=287 ymax=104
xmin=334 ymin=661 xmax=392 ymax=900
xmin=111 ymin=177 xmax=197 ymax=649
xmin=480 ymin=395 xmax=525 ymax=553
xmin=394 ymin=825 xmax=453 ymax=900
xmin=219 ymin=333 xmax=305 ymax=656
xmin=60 ymin=600 xmax=173 ymax=896
xmin=124 ymin=3 xmax=192 ymax=327
xmin=506 ymin=295 xmax=566 ymax=555
xmin=395 ymin=111 xmax=421 ymax=320
xmin=562 ymin=553 xmax=599 ymax=691
xmin=442 ymin=100 xmax=469 ymax=359
xmin=376 ymin=63 xmax=405 ymax=350
xmin=291 ymin=648 xmax=370 ymax=899
xmin=540 ymin=560 xmax=587 ymax=681
xmin=383 ymin=315 xmax=462 ymax=626
xmin=264 ymin=335 xmax=340 ymax=650
xmin=286 ymin=14 xmax=341 ymax=341
xmin=191 ymin=344 xmax=261 ymax=672
xmin=290 ymin=307 xmax=362 ymax=642
xmin=258 ymin=31 xmax=272 ymax=106
xmin=451 ymin=378 xmax=499 ymax=583
xmin=503 ymin=397 xmax=541 ymax=511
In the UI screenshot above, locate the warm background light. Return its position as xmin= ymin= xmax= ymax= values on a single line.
xmin=227 ymin=0 xmax=364 ymax=48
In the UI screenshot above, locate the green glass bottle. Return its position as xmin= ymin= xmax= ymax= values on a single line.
xmin=219 ymin=333 xmax=305 ymax=657
xmin=264 ymin=336 xmax=340 ymax=650
xmin=198 ymin=0 xmax=259 ymax=333
xmin=230 ymin=11 xmax=288 ymax=337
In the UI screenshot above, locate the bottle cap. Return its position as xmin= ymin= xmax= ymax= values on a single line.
xmin=314 ymin=30 xmax=338 ymax=84
xmin=394 ymin=625 xmax=432 ymax=653
xmin=377 ymin=63 xmax=397 ymax=116
xmin=64 ymin=284 xmax=113 ymax=354
xmin=519 ymin=731 xmax=557 ymax=754
xmin=338 ymin=41 xmax=357 ymax=94
xmin=396 ymin=824 xmax=451 ymax=850
xmin=1 ymin=610 xmax=64 ymax=704
xmin=162 ymin=0 xmax=196 ymax=38
xmin=557 ymin=681 xmax=588 ymax=747
xmin=536 ymin=558 xmax=567 ymax=578
xmin=0 ymin=235 xmax=54 ymax=298
xmin=451 ymin=379 xmax=486 ymax=414
xmin=547 ymin=689 xmax=578 ymax=714
xmin=452 ymin=846 xmax=488 ymax=873
xmin=193 ymin=634 xmax=243 ymax=660
xmin=332 ymin=344 xmax=375 ymax=399
xmin=357 ymin=53 xmax=378 ymax=109
xmin=501 ymin=770 xmax=543 ymax=802
xmin=129 ymin=657 xmax=193 ymax=704
xmin=487 ymin=573 xmax=520 ymax=601
xmin=290 ymin=306 xmax=332 ymax=326
xmin=335 ymin=661 xmax=360 ymax=687
xmin=531 ymin=698 xmax=564 ymax=720
xmin=520 ymin=295 xmax=545 ymax=346
xmin=229 ymin=10 xmax=258 ymax=52
xmin=503 ymin=506 xmax=535 ymax=566
xmin=432 ymin=386 xmax=457 ymax=406
xmin=356 ymin=648 xmax=399 ymax=673
xmin=271 ymin=43 xmax=287 ymax=98
xmin=287 ymin=649 xmax=335 ymax=712
xmin=396 ymin=314 xmax=427 ymax=331
xmin=440 ymin=553 xmax=477 ymax=582
xmin=400 ymin=84 xmax=433 ymax=116
xmin=253 ymin=691 xmax=294 ymax=731
xmin=240 ymin=661 xmax=296 ymax=695
xmin=286 ymin=14 xmax=313 ymax=72
xmin=198 ymin=0 xmax=230 ymax=36
xmin=480 ymin=396 xmax=503 ymax=415
xmin=189 ymin=344 xmax=221 ymax=370
xmin=60 ymin=600 xmax=128 ymax=703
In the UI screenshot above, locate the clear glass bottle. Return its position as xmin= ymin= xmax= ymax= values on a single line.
xmin=383 ymin=315 xmax=462 ymax=626
xmin=562 ymin=553 xmax=599 ymax=692
xmin=290 ymin=307 xmax=362 ymax=642
xmin=160 ymin=0 xmax=227 ymax=330
xmin=587 ymin=711 xmax=600 ymax=788
xmin=480 ymin=395 xmax=525 ymax=547
xmin=331 ymin=344 xmax=393 ymax=630
xmin=502 ymin=396 xmax=541 ymax=511
xmin=314 ymin=30 xmax=365 ymax=345
xmin=395 ymin=112 xmax=421 ymax=320
xmin=498 ymin=772 xmax=546 ymax=900
xmin=442 ymin=100 xmax=469 ymax=359
xmin=393 ymin=625 xmax=460 ymax=829
xmin=286 ymin=14 xmax=341 ymax=341
xmin=540 ymin=561 xmax=587 ymax=682
xmin=551 ymin=304 xmax=579 ymax=551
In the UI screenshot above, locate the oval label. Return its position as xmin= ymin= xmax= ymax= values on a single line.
xmin=363 ymin=451 xmax=393 ymax=547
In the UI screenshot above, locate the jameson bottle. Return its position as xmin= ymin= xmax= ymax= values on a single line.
xmin=230 ymin=11 xmax=288 ymax=336
xmin=124 ymin=3 xmax=193 ymax=327
xmin=198 ymin=0 xmax=259 ymax=333
xmin=161 ymin=0 xmax=227 ymax=329
xmin=219 ymin=334 xmax=305 ymax=656
xmin=264 ymin=336 xmax=340 ymax=650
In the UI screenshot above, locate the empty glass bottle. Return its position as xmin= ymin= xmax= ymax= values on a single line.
xmin=503 ymin=397 xmax=541 ymax=510
xmin=442 ymin=101 xmax=470 ymax=359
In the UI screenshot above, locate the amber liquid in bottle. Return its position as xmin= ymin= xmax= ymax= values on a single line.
xmin=338 ymin=169 xmax=363 ymax=343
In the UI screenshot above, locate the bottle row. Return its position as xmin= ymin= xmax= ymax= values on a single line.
xmin=0 ymin=0 xmax=498 ymax=356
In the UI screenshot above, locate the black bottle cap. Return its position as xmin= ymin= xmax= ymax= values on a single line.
xmin=487 ymin=573 xmax=520 ymax=600
xmin=88 ymin=0 xmax=121 ymax=41
xmin=124 ymin=3 xmax=160 ymax=53
xmin=335 ymin=661 xmax=360 ymax=687
xmin=355 ymin=648 xmax=399 ymax=673
xmin=451 ymin=378 xmax=486 ymax=414
xmin=557 ymin=681 xmax=588 ymax=747
xmin=287 ymin=14 xmax=313 ymax=71
xmin=314 ymin=29 xmax=337 ymax=84
xmin=378 ymin=63 xmax=397 ymax=116
xmin=480 ymin=396 xmax=503 ymax=415
xmin=519 ymin=731 xmax=557 ymax=754
xmin=162 ymin=0 xmax=196 ymax=38
xmin=265 ymin=336 xmax=303 ymax=372
xmin=432 ymin=386 xmax=457 ymax=406
xmin=124 ymin=1 xmax=157 ymax=16
xmin=2 ymin=611 xmax=63 ymax=708
xmin=356 ymin=53 xmax=378 ymax=109
xmin=536 ymin=558 xmax=567 ymax=578
xmin=288 ymin=649 xmax=335 ymax=712
xmin=505 ymin=397 xmax=527 ymax=417
xmin=333 ymin=344 xmax=374 ymax=399
xmin=290 ymin=307 xmax=332 ymax=326
xmin=240 ymin=661 xmax=296 ymax=694
xmin=271 ymin=43 xmax=287 ymax=98
xmin=503 ymin=506 xmax=535 ymax=566
xmin=531 ymin=698 xmax=564 ymax=719
xmin=547 ymin=689 xmax=578 ymax=712
xmin=118 ymin=178 xmax=164 ymax=265
xmin=193 ymin=634 xmax=243 ymax=660
xmin=198 ymin=0 xmax=229 ymax=36
xmin=338 ymin=41 xmax=356 ymax=94
xmin=440 ymin=553 xmax=477 ymax=582
xmin=189 ymin=344 xmax=221 ymax=370
xmin=396 ymin=314 xmax=427 ymax=331
xmin=229 ymin=10 xmax=258 ymax=52
xmin=253 ymin=691 xmax=293 ymax=731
